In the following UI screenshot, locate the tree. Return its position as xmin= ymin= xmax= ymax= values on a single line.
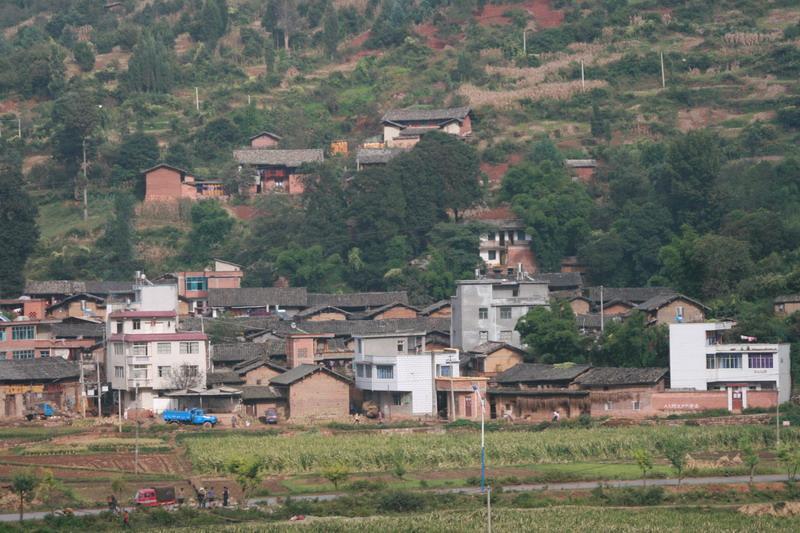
xmin=181 ymin=200 xmax=235 ymax=267
xmin=125 ymin=31 xmax=175 ymax=93
xmin=516 ymin=301 xmax=586 ymax=363
xmin=777 ymin=443 xmax=800 ymax=481
xmin=12 ymin=471 xmax=39 ymax=522
xmin=191 ymin=0 xmax=229 ymax=44
xmin=0 ymin=146 xmax=39 ymax=297
xmin=95 ymin=194 xmax=138 ymax=280
xmin=658 ymin=437 xmax=690 ymax=486
xmin=51 ymin=89 xmax=99 ymax=199
xmin=73 ymin=41 xmax=95 ymax=72
xmin=632 ymin=448 xmax=653 ymax=487
xmin=276 ymin=0 xmax=303 ymax=53
xmin=35 ymin=469 xmax=73 ymax=512
xmin=113 ymin=132 xmax=160 ymax=187
xmin=275 ymin=245 xmax=345 ymax=292
xmin=740 ymin=440 xmax=760 ymax=484
xmin=595 ymin=312 xmax=668 ymax=368
xmin=227 ymin=458 xmax=264 ymax=504
xmin=322 ymin=463 xmax=350 ymax=489
xmin=169 ymin=363 xmax=205 ymax=390
xmin=322 ymin=2 xmax=340 ymax=59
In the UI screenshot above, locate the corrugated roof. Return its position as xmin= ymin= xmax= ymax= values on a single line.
xmin=0 ymin=358 xmax=81 ymax=382
xmin=269 ymin=364 xmax=351 ymax=386
xmin=208 ymin=287 xmax=308 ymax=308
xmin=307 ymin=291 xmax=409 ymax=309
xmin=233 ymin=148 xmax=324 ymax=167
xmin=574 ymin=367 xmax=668 ymax=386
xmin=493 ymin=363 xmax=591 ymax=384
xmin=382 ymin=106 xmax=471 ymax=123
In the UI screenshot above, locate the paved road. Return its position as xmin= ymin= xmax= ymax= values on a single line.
xmin=0 ymin=474 xmax=791 ymax=522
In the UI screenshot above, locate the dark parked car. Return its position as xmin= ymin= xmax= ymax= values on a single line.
xmin=263 ymin=408 xmax=278 ymax=424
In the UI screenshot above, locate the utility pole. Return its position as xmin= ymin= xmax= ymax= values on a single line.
xmin=195 ymin=87 xmax=200 ymax=111
xmin=79 ymin=354 xmax=86 ymax=417
xmin=660 ymin=51 xmax=666 ymax=89
xmin=523 ymin=29 xmax=527 ymax=56
xmin=134 ymin=381 xmax=140 ymax=475
xmin=118 ymin=390 xmax=123 ymax=433
xmin=600 ymin=285 xmax=605 ymax=333
xmin=431 ymin=351 xmax=438 ymax=418
xmin=82 ymin=138 xmax=88 ymax=221
xmin=17 ymin=118 xmax=21 ymax=139
xmin=580 ymin=60 xmax=585 ymax=91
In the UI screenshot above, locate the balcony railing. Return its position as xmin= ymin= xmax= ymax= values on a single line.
xmin=127 ymin=378 xmax=152 ymax=388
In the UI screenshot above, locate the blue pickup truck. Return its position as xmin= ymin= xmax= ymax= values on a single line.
xmin=162 ymin=408 xmax=218 ymax=427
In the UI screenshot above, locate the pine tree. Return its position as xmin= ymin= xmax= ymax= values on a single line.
xmin=322 ymin=2 xmax=340 ymax=60
xmin=126 ymin=32 xmax=175 ymax=93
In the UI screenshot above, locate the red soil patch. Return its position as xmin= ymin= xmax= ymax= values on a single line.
xmin=481 ymin=152 xmax=523 ymax=186
xmin=415 ymin=23 xmax=450 ymax=50
xmin=94 ymin=48 xmax=132 ymax=71
xmin=348 ymin=31 xmax=371 ymax=49
xmin=475 ymin=0 xmax=564 ymax=29
xmin=228 ymin=205 xmax=262 ymax=221
xmin=0 ymin=453 xmax=189 ymax=475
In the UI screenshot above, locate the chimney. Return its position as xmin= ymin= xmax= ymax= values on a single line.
xmin=285 ymin=334 xmax=315 ymax=368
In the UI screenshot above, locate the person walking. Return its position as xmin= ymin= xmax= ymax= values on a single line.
xmin=222 ymin=486 xmax=229 ymax=507
xmin=197 ymin=487 xmax=206 ymax=509
xmin=207 ymin=486 xmax=216 ymax=508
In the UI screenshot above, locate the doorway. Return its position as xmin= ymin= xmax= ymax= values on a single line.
xmin=732 ymin=389 xmax=743 ymax=411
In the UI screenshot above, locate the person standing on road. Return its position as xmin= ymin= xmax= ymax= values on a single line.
xmin=207 ymin=487 xmax=216 ymax=508
xmin=122 ymin=509 xmax=131 ymax=528
xmin=222 ymin=486 xmax=229 ymax=507
xmin=197 ymin=487 xmax=206 ymax=509
xmin=177 ymin=487 xmax=185 ymax=506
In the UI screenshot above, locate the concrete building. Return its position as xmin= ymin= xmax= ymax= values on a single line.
xmin=106 ymin=284 xmax=208 ymax=413
xmin=451 ymin=278 xmax=549 ymax=351
xmin=353 ymin=331 xmax=460 ymax=417
xmin=669 ymin=322 xmax=791 ymax=408
xmin=464 ymin=206 xmax=537 ymax=275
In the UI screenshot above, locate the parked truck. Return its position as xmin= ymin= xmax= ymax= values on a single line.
xmin=135 ymin=486 xmax=176 ymax=507
xmin=162 ymin=408 xmax=218 ymax=427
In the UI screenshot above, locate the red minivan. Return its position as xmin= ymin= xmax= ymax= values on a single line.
xmin=135 ymin=487 xmax=176 ymax=507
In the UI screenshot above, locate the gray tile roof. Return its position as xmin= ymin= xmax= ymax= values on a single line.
xmin=531 ymin=272 xmax=584 ymax=290
xmin=232 ymin=357 xmax=286 ymax=375
xmin=635 ymin=293 xmax=709 ymax=312
xmin=294 ymin=305 xmax=352 ymax=319
xmin=493 ymin=363 xmax=591 ymax=384
xmin=382 ymin=106 xmax=471 ymax=123
xmin=233 ymin=148 xmax=324 ymax=167
xmin=307 ymin=291 xmax=409 ymax=309
xmin=207 ymin=371 xmax=244 ymax=385
xmin=585 ymin=287 xmax=676 ymax=305
xmin=0 ymin=358 xmax=81 ymax=382
xmin=211 ymin=341 xmax=285 ymax=363
xmin=356 ymin=147 xmax=406 ymax=165
xmin=573 ymin=367 xmax=668 ymax=387
xmin=51 ymin=321 xmax=104 ymax=339
xmin=24 ymin=280 xmax=133 ymax=296
xmin=418 ymin=300 xmax=450 ymax=316
xmin=273 ymin=317 xmax=450 ymax=337
xmin=208 ymin=287 xmax=308 ymax=308
xmin=181 ymin=317 xmax=281 ymax=335
xmin=469 ymin=341 xmax=524 ymax=356
xmin=269 ymin=364 xmax=351 ymax=386
xmin=565 ymin=159 xmax=597 ymax=168
xmin=240 ymin=385 xmax=284 ymax=401
xmin=774 ymin=294 xmax=800 ymax=304
xmin=354 ymin=302 xmax=418 ymax=320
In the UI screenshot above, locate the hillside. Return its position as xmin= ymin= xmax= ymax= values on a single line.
xmin=1 ymin=0 xmax=800 ymax=340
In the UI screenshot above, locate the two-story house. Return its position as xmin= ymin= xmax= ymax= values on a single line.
xmin=0 ymin=319 xmax=96 ymax=361
xmin=382 ymin=107 xmax=472 ymax=148
xmin=155 ymin=259 xmax=244 ymax=315
xmin=669 ymin=322 xmax=791 ymax=409
xmin=451 ymin=278 xmax=549 ymax=351
xmin=143 ymin=163 xmax=225 ymax=204
xmin=353 ymin=331 xmax=461 ymax=417
xmin=106 ymin=284 xmax=208 ymax=413
xmin=465 ymin=206 xmax=537 ymax=275
xmin=232 ymin=148 xmax=324 ymax=195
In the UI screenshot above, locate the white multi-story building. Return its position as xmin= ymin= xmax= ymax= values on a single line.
xmin=669 ymin=322 xmax=791 ymax=408
xmin=353 ymin=331 xmax=460 ymax=416
xmin=106 ymin=284 xmax=208 ymax=413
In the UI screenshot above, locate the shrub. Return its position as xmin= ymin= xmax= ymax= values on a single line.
xmin=377 ymin=490 xmax=427 ymax=513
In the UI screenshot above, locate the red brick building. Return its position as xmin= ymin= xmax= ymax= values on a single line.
xmin=143 ymin=164 xmax=224 ymax=204
xmin=232 ymin=148 xmax=324 ymax=195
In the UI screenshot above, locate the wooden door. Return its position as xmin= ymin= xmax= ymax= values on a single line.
xmin=465 ymin=396 xmax=473 ymax=418
xmin=732 ymin=389 xmax=743 ymax=411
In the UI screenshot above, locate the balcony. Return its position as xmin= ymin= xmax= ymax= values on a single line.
xmin=127 ymin=378 xmax=152 ymax=388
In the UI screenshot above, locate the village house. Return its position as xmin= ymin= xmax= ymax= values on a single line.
xmin=0 ymin=298 xmax=47 ymax=320
xmin=669 ymin=321 xmax=791 ymax=410
xmin=356 ymin=302 xmax=419 ymax=320
xmin=232 ymin=148 xmax=324 ymax=195
xmin=773 ymin=294 xmax=800 ymax=316
xmin=488 ymin=363 xmax=592 ymax=422
xmin=451 ymin=278 xmax=549 ymax=351
xmin=565 ymin=159 xmax=598 ymax=183
xmin=464 ymin=206 xmax=537 ymax=276
xmin=143 ymin=163 xmax=225 ymax=204
xmin=207 ymin=356 xmax=287 ymax=388
xmin=535 ymin=272 xmax=584 ymax=299
xmin=584 ymin=287 xmax=677 ymax=311
xmin=0 ymin=358 xmax=82 ymax=418
xmin=571 ymin=367 xmax=668 ymax=418
xmin=293 ymin=305 xmax=352 ymax=322
xmin=210 ymin=341 xmax=286 ymax=370
xmin=633 ymin=293 xmax=708 ymax=325
xmin=0 ymin=318 xmax=96 ymax=361
xmin=24 ymin=280 xmax=135 ymax=310
xmin=461 ymin=341 xmax=526 ymax=377
xmin=207 ymin=287 xmax=309 ymax=317
xmin=248 ymin=131 xmax=281 ymax=148
xmin=566 ymin=296 xmax=592 ymax=316
xmin=355 ymin=147 xmax=406 ymax=170
xmin=306 ymin=291 xmax=411 ymax=314
xmin=382 ymin=106 xmax=472 ymax=148
xmin=155 ymin=259 xmax=245 ymax=315
xmin=45 ymin=293 xmax=107 ymax=320
xmin=435 ymin=376 xmax=489 ymax=421
xmin=419 ymin=300 xmax=452 ymax=318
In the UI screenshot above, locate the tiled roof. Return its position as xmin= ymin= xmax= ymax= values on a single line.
xmin=574 ymin=367 xmax=668 ymax=386
xmin=51 ymin=321 xmax=104 ymax=339
xmin=463 ymin=205 xmax=520 ymax=224
xmin=211 ymin=342 xmax=284 ymax=363
xmin=468 ymin=341 xmax=525 ymax=356
xmin=565 ymin=159 xmax=597 ymax=168
xmin=774 ymin=294 xmax=800 ymax=304
xmin=269 ymin=363 xmax=351 ymax=386
xmin=419 ymin=300 xmax=451 ymax=316
xmin=249 ymin=131 xmax=282 ymax=141
xmin=635 ymin=293 xmax=709 ymax=312
xmin=108 ymin=332 xmax=207 ymax=342
xmin=24 ymin=281 xmax=133 ymax=296
xmin=382 ymin=106 xmax=471 ymax=123
xmin=46 ymin=293 xmax=105 ymax=311
xmin=294 ymin=305 xmax=352 ymax=319
xmin=585 ymin=287 xmax=676 ymax=305
xmin=232 ymin=357 xmax=286 ymax=375
xmin=272 ymin=317 xmax=450 ymax=337
xmin=356 ymin=147 xmax=406 ymax=165
xmin=307 ymin=291 xmax=409 ymax=309
xmin=531 ymin=272 xmax=583 ymax=290
xmin=0 ymin=358 xmax=81 ymax=382
xmin=180 ymin=317 xmax=281 ymax=334
xmin=240 ymin=385 xmax=284 ymax=401
xmin=207 ymin=287 xmax=308 ymax=308
xmin=233 ymin=148 xmax=324 ymax=167
xmin=355 ymin=302 xmax=418 ymax=319
xmin=108 ymin=310 xmax=176 ymax=319
xmin=206 ymin=371 xmax=244 ymax=385
xmin=493 ymin=363 xmax=591 ymax=384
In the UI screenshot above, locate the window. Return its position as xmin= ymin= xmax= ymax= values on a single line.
xmin=517 ymin=230 xmax=526 ymax=241
xmin=12 ymin=325 xmax=35 ymax=340
xmin=158 ymin=366 xmax=171 ymax=378
xmin=185 ymin=365 xmax=199 ymax=377
xmin=131 ymin=365 xmax=148 ymax=379
xmin=114 ymin=366 xmax=124 ymax=378
xmin=356 ymin=364 xmax=364 ymax=378
xmin=392 ymin=392 xmax=407 ymax=406
xmin=132 ymin=319 xmax=141 ymax=330
xmin=479 ymin=331 xmax=489 ymax=342
xmin=0 ymin=329 xmax=5 ymax=341
xmin=488 ymin=250 xmax=497 ymax=261
xmin=632 ymin=400 xmax=641 ymax=411
xmin=749 ymin=353 xmax=774 ymax=369
xmin=479 ymin=308 xmax=488 ymax=320
xmin=718 ymin=353 xmax=742 ymax=369
xmin=499 ymin=330 xmax=512 ymax=342
xmin=487 ymin=231 xmax=495 ymax=241
xmin=185 ymin=277 xmax=208 ymax=291
xmin=12 ymin=350 xmax=34 ymax=360
xmin=364 ymin=364 xmax=372 ymax=378
xmin=132 ymin=343 xmax=148 ymax=356
xmin=376 ymin=365 xmax=394 ymax=379
xmin=157 ymin=343 xmax=171 ymax=355
xmin=437 ymin=364 xmax=452 ymax=377
xmin=604 ymin=401 xmax=614 ymax=411
xmin=676 ymin=306 xmax=684 ymax=319
xmin=39 ymin=350 xmax=49 ymax=358
xmin=116 ymin=321 xmax=123 ymax=334
xmin=298 ymin=347 xmax=308 ymax=358
xmin=706 ymin=354 xmax=716 ymax=369
xmin=500 ymin=307 xmax=512 ymax=320
xmin=112 ymin=343 xmax=124 ymax=357
xmin=180 ymin=341 xmax=200 ymax=355
xmin=512 ymin=287 xmax=519 ymax=297
xmin=396 ymin=340 xmax=405 ymax=353
xmin=356 ymin=339 xmax=364 ymax=354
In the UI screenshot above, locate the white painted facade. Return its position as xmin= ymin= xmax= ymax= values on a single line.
xmin=669 ymin=322 xmax=791 ymax=404
xmin=479 ymin=227 xmax=531 ymax=267
xmin=353 ymin=332 xmax=460 ymax=415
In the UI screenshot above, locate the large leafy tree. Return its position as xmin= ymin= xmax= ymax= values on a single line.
xmin=516 ymin=300 xmax=586 ymax=363
xmin=94 ymin=194 xmax=138 ymax=280
xmin=594 ymin=311 xmax=669 ymax=368
xmin=51 ymin=88 xmax=99 ymax=198
xmin=125 ymin=31 xmax=176 ymax=93
xmin=0 ymin=144 xmax=39 ymax=297
xmin=181 ymin=201 xmax=235 ymax=267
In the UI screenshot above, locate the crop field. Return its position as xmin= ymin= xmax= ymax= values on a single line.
xmin=182 ymin=425 xmax=798 ymax=475
xmin=157 ymin=507 xmax=800 ymax=532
